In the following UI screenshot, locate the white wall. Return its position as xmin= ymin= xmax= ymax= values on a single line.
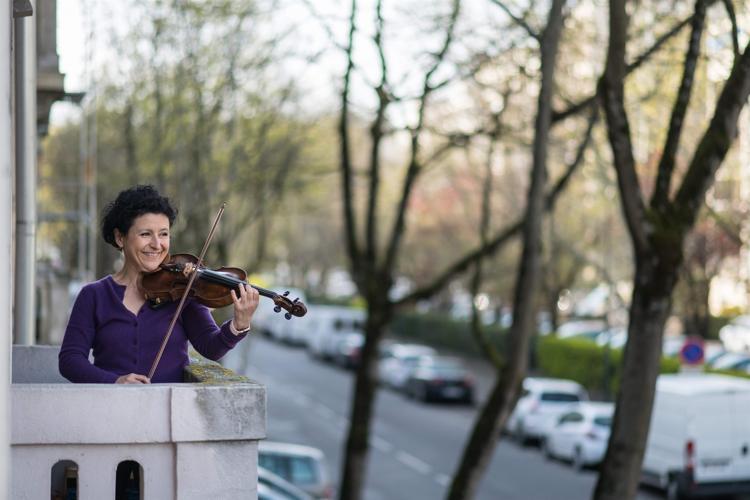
xmin=1 ymin=0 xmax=14 ymax=494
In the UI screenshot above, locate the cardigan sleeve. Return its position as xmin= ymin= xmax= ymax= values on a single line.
xmin=58 ymin=285 xmax=119 ymax=383
xmin=180 ymin=300 xmax=248 ymax=361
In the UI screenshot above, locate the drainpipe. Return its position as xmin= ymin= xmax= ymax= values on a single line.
xmin=13 ymin=0 xmax=36 ymax=345
xmin=2 ymin=0 xmax=21 ymax=494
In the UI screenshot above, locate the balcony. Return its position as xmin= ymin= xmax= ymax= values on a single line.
xmin=11 ymin=345 xmax=266 ymax=499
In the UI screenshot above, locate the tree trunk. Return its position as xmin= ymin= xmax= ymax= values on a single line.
xmin=593 ymin=254 xmax=679 ymax=499
xmin=338 ymin=298 xmax=391 ymax=500
xmin=445 ymin=2 xmax=566 ymax=498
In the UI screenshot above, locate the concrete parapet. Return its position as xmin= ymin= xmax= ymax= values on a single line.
xmin=11 ymin=344 xmax=266 ymax=499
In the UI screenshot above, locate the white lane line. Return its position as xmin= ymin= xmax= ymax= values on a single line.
xmin=371 ymin=435 xmax=394 ymax=454
xmin=313 ymin=403 xmax=337 ymax=420
xmin=395 ymin=450 xmax=432 ymax=475
xmin=291 ymin=392 xmax=312 ymax=406
xmin=434 ymin=473 xmax=451 ymax=486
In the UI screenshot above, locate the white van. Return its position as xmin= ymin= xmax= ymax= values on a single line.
xmin=642 ymin=373 xmax=750 ymax=499
xmin=305 ymin=305 xmax=365 ymax=360
xmin=253 ymin=287 xmax=308 ymax=344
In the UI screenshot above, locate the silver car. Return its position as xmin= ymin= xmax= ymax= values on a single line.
xmin=259 ymin=441 xmax=333 ymax=499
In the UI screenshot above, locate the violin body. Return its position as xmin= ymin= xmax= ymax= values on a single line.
xmin=140 ymin=253 xmax=307 ymax=318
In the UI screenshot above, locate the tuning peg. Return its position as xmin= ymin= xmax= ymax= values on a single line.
xmin=274 ymin=305 xmax=281 ymax=313
xmin=283 ymin=291 xmax=290 ymax=296
xmin=285 ymin=313 xmax=292 ymax=320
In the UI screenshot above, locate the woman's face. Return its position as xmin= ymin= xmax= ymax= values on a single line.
xmin=115 ymin=212 xmax=171 ymax=274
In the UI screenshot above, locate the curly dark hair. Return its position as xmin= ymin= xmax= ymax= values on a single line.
xmin=101 ymin=185 xmax=178 ymax=249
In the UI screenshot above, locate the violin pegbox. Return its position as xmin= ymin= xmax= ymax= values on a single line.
xmin=272 ymin=290 xmax=307 ymax=319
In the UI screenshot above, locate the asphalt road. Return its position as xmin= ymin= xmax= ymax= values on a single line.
xmin=223 ymin=335 xmax=663 ymax=500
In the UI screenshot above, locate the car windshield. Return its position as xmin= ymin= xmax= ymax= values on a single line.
xmin=429 ymin=365 xmax=465 ymax=377
xmin=540 ymin=392 xmax=580 ymax=402
xmin=259 ymin=454 xmax=318 ymax=485
xmin=593 ymin=416 xmax=612 ymax=427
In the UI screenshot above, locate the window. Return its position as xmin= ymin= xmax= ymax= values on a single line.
xmin=594 ymin=416 xmax=613 ymax=428
xmin=259 ymin=454 xmax=318 ymax=485
xmin=115 ymin=460 xmax=142 ymax=500
xmin=540 ymin=392 xmax=580 ymax=402
xmin=51 ymin=460 xmax=78 ymax=500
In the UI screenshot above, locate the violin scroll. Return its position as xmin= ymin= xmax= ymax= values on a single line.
xmin=273 ymin=291 xmax=307 ymax=320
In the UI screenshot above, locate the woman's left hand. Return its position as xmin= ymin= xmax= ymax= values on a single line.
xmin=230 ymin=283 xmax=260 ymax=333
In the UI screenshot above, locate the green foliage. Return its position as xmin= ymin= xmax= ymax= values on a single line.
xmin=389 ymin=311 xmax=507 ymax=359
xmin=536 ymin=336 xmax=680 ymax=396
xmin=706 ymin=367 xmax=750 ymax=379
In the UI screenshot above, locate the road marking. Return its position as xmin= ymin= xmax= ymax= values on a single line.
xmin=435 ymin=473 xmax=451 ymax=486
xmin=291 ymin=392 xmax=311 ymax=406
xmin=371 ymin=435 xmax=394 ymax=454
xmin=314 ymin=403 xmax=337 ymax=420
xmin=395 ymin=450 xmax=432 ymax=475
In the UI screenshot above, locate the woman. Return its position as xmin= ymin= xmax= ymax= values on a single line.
xmin=59 ymin=185 xmax=259 ymax=383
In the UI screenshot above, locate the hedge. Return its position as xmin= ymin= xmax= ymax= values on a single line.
xmin=389 ymin=311 xmax=508 ymax=359
xmin=536 ymin=336 xmax=681 ymax=397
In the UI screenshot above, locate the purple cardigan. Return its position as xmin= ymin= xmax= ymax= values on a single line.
xmin=59 ymin=275 xmax=247 ymax=383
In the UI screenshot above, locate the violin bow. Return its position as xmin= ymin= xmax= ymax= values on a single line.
xmin=147 ymin=202 xmax=227 ymax=380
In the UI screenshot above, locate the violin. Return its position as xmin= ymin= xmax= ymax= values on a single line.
xmin=140 ymin=253 xmax=307 ymax=319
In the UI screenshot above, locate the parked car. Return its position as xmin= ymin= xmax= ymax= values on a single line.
xmin=258 ymin=441 xmax=333 ymax=499
xmin=595 ymin=327 xmax=627 ymax=349
xmin=378 ymin=343 xmax=436 ymax=390
xmin=719 ymin=315 xmax=750 ymax=352
xmin=306 ymin=305 xmax=365 ymax=360
xmin=331 ymin=332 xmax=364 ymax=370
xmin=404 ymin=356 xmax=475 ymax=404
xmin=543 ymin=402 xmax=614 ymax=470
xmin=708 ymin=351 xmax=750 ymax=372
xmin=506 ymin=377 xmax=589 ymax=445
xmin=258 ymin=467 xmax=312 ymax=500
xmin=557 ymin=319 xmax=608 ymax=341
xmin=253 ymin=287 xmax=308 ymax=344
xmin=641 ymin=374 xmax=750 ymax=500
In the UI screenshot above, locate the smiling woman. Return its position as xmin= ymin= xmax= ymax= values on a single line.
xmin=58 ymin=185 xmax=260 ymax=384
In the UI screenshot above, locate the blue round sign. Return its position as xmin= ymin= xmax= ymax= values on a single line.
xmin=680 ymin=338 xmax=705 ymax=365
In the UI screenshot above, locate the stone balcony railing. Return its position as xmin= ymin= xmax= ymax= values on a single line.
xmin=11 ymin=345 xmax=266 ymax=500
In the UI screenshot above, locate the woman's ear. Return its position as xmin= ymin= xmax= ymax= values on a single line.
xmin=114 ymin=229 xmax=124 ymax=250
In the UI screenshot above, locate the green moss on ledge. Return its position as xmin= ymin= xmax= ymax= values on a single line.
xmin=183 ymin=351 xmax=250 ymax=384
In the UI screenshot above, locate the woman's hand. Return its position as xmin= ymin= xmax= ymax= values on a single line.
xmin=116 ymin=373 xmax=151 ymax=384
xmin=230 ymin=283 xmax=260 ymax=333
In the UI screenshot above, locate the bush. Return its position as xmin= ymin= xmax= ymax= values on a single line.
xmin=389 ymin=311 xmax=507 ymax=358
xmin=536 ymin=336 xmax=680 ymax=397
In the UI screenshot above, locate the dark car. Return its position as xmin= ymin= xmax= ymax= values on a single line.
xmin=405 ymin=356 xmax=475 ymax=404
xmin=331 ymin=332 xmax=364 ymax=370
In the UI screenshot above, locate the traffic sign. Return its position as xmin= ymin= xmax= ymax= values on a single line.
xmin=680 ymin=337 xmax=705 ymax=366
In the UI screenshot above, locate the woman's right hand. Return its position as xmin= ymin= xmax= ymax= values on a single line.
xmin=116 ymin=373 xmax=151 ymax=384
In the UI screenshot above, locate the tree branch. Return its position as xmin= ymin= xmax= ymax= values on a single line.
xmin=598 ymin=0 xmax=650 ymax=255
xmin=552 ymin=13 xmax=693 ymax=124
xmin=339 ymin=0 xmax=362 ymax=280
xmin=651 ymin=0 xmax=708 ymax=210
xmin=365 ymin=0 xmax=389 ymax=271
xmin=488 ymin=0 xmax=540 ymax=41
xmin=382 ymin=0 xmax=461 ymax=274
xmin=674 ymin=39 xmax=750 ymax=230
xmin=396 ymin=102 xmax=597 ymax=308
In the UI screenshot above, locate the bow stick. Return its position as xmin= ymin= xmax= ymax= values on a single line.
xmin=147 ymin=202 xmax=227 ymax=380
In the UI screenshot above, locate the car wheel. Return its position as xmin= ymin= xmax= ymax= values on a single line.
xmin=572 ymin=447 xmax=584 ymax=471
xmin=541 ymin=438 xmax=554 ymax=460
xmin=417 ymin=383 xmax=429 ymax=402
xmin=666 ymin=476 xmax=682 ymax=500
xmin=542 ymin=438 xmax=554 ymax=460
xmin=515 ymin=422 xmax=528 ymax=446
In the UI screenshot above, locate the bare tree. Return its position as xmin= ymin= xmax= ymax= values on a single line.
xmin=445 ymin=1 xmax=568 ymax=497
xmin=326 ymin=0 xmax=697 ymax=498
xmin=593 ymin=0 xmax=750 ymax=498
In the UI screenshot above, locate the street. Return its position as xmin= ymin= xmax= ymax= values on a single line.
xmin=223 ymin=335 xmax=663 ymax=500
